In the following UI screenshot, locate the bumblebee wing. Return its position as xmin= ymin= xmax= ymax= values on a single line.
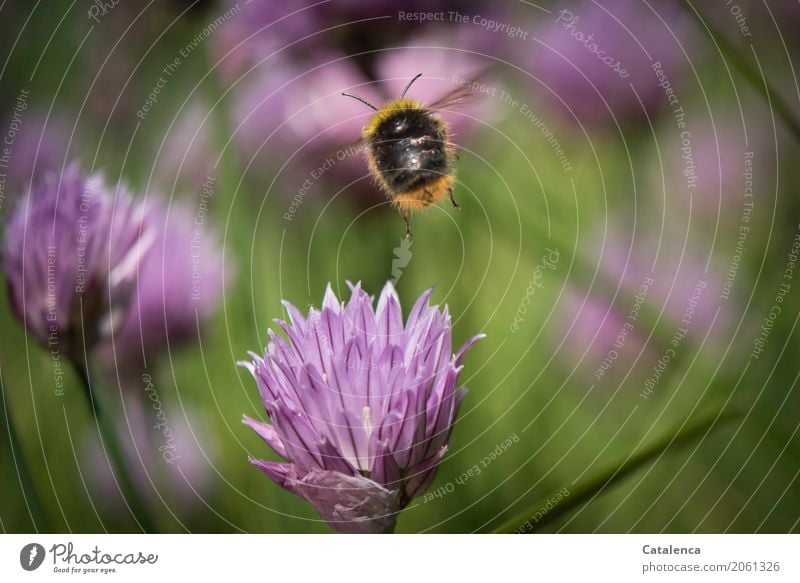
xmin=427 ymin=85 xmax=483 ymax=112
xmin=426 ymin=68 xmax=494 ymax=112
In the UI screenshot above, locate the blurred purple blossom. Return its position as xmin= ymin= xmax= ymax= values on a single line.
xmin=2 ymin=110 xmax=73 ymax=193
xmin=212 ymin=0 xmax=497 ymax=78
xmin=231 ymin=53 xmax=380 ymax=162
xmin=112 ymin=200 xmax=229 ymax=372
xmin=555 ymin=223 xmax=732 ymax=381
xmin=82 ymin=390 xmax=215 ymax=516
xmin=554 ymin=286 xmax=650 ymax=384
xmin=152 ymin=101 xmax=215 ymax=195
xmin=214 ymin=0 xmax=506 ymax=210
xmin=229 ymin=37 xmax=495 ymax=210
xmin=655 ymin=112 xmax=771 ymax=219
xmin=230 ymin=47 xmax=492 ymax=165
xmin=241 ymin=282 xmax=483 ymax=533
xmin=2 ymin=164 xmax=156 ymax=361
xmin=527 ymin=0 xmax=691 ymax=126
xmin=592 ymin=228 xmax=726 ymax=339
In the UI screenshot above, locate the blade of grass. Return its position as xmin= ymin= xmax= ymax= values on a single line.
xmin=0 ymin=366 xmax=51 ymax=532
xmin=679 ymin=0 xmax=800 ymax=142
xmin=491 ymin=406 xmax=741 ymax=533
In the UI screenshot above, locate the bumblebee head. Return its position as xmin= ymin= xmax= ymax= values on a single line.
xmin=341 ymin=74 xmax=426 ymax=138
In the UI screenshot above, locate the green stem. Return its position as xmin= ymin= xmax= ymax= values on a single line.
xmin=73 ymin=363 xmax=157 ymax=533
xmin=679 ymin=0 xmax=800 ymax=143
xmin=203 ymin=48 xmax=243 ymax=205
xmin=0 ymin=370 xmax=51 ymax=532
xmin=492 ymin=406 xmax=740 ymax=533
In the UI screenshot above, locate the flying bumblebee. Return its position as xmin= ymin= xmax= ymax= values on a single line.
xmin=342 ymin=73 xmax=479 ymax=236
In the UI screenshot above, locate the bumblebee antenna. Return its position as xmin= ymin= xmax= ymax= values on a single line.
xmin=341 ymin=92 xmax=378 ymax=111
xmin=400 ymin=73 xmax=423 ymax=98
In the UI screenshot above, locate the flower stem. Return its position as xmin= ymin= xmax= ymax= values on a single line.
xmin=679 ymin=0 xmax=800 ymax=142
xmin=0 ymin=368 xmax=51 ymax=532
xmin=492 ymin=406 xmax=741 ymax=533
xmin=73 ymin=363 xmax=157 ymax=533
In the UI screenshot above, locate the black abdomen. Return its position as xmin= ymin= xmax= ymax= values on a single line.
xmin=369 ymin=109 xmax=449 ymax=194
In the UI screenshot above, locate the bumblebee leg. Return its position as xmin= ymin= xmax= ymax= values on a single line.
xmin=448 ymin=187 xmax=461 ymax=210
xmin=401 ymin=211 xmax=412 ymax=237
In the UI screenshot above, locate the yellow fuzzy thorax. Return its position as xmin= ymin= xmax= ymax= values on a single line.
xmin=362 ymin=98 xmax=425 ymax=139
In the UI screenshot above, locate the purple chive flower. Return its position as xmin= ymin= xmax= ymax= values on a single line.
xmin=2 ymin=164 xmax=156 ymax=361
xmin=241 ymin=282 xmax=483 ymax=533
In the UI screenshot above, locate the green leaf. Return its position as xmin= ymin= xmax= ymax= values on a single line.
xmin=491 ymin=406 xmax=741 ymax=533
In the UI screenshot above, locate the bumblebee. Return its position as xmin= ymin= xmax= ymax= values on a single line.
xmin=343 ymin=73 xmax=475 ymax=236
